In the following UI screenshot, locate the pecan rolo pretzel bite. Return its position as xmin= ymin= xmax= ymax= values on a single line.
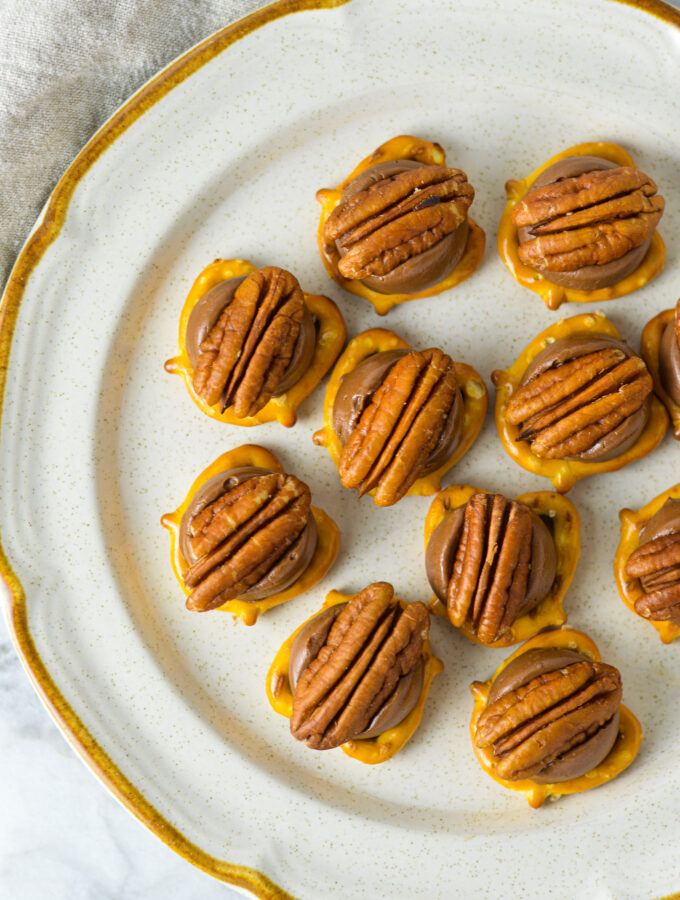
xmin=161 ymin=445 xmax=340 ymax=625
xmin=164 ymin=259 xmax=346 ymax=427
xmin=641 ymin=298 xmax=680 ymax=439
xmin=615 ymin=484 xmax=680 ymax=644
xmin=313 ymin=328 xmax=487 ymax=506
xmin=469 ymin=628 xmax=642 ymax=807
xmin=316 ymin=135 xmax=485 ymax=315
xmin=498 ymin=141 xmax=665 ymax=310
xmin=492 ymin=312 xmax=668 ymax=492
xmin=424 ymin=485 xmax=580 ymax=647
xmin=267 ymin=582 xmax=443 ymax=764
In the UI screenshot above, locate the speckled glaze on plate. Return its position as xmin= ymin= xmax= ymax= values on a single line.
xmin=1 ymin=1 xmax=680 ymax=898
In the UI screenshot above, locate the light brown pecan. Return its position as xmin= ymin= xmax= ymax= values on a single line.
xmin=448 ymin=493 xmax=533 ymax=643
xmin=324 ymin=166 xmax=473 ymax=280
xmin=183 ymin=473 xmax=311 ymax=611
xmin=337 ymin=348 xmax=460 ymax=506
xmin=475 ymin=658 xmax=622 ymax=781
xmin=290 ymin=582 xmax=429 ymax=750
xmin=192 ymin=266 xmax=305 ymax=417
xmin=507 ymin=345 xmax=652 ymax=460
xmin=626 ymin=531 xmax=680 ymax=621
xmin=513 ymin=166 xmax=664 ymax=272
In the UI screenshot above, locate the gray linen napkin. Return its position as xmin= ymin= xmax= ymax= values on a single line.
xmin=0 ymin=0 xmax=265 ymax=288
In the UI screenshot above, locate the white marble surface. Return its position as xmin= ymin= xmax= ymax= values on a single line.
xmin=2 ymin=1 xmax=680 ymax=899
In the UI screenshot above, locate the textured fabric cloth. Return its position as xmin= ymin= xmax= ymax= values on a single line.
xmin=0 ymin=0 xmax=266 ymax=288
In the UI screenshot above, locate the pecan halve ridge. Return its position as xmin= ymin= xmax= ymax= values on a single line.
xmin=222 ymin=267 xmax=304 ymax=416
xmin=290 ymin=583 xmax=428 ymax=749
xmin=325 ymin=166 xmax=471 ymax=244
xmin=513 ymin=167 xmax=658 ymax=230
xmin=338 ymin=348 xmax=457 ymax=501
xmin=183 ymin=474 xmax=310 ymax=609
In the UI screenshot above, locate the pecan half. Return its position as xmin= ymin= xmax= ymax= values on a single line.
xmin=192 ymin=266 xmax=305 ymax=417
xmin=506 ymin=336 xmax=652 ymax=460
xmin=626 ymin=531 xmax=680 ymax=623
xmin=337 ymin=348 xmax=460 ymax=506
xmin=475 ymin=649 xmax=622 ymax=781
xmin=290 ymin=583 xmax=429 ymax=750
xmin=182 ymin=472 xmax=312 ymax=611
xmin=447 ymin=493 xmax=535 ymax=643
xmin=513 ymin=166 xmax=664 ymax=272
xmin=324 ymin=166 xmax=473 ymax=280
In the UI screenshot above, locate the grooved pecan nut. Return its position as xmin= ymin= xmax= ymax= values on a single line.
xmin=513 ymin=166 xmax=664 ymax=273
xmin=324 ymin=166 xmax=473 ymax=281
xmin=192 ymin=266 xmax=306 ymax=417
xmin=446 ymin=493 xmax=537 ymax=644
xmin=506 ymin=336 xmax=652 ymax=461
xmin=475 ymin=649 xmax=622 ymax=782
xmin=625 ymin=500 xmax=680 ymax=622
xmin=337 ymin=348 xmax=460 ymax=506
xmin=289 ymin=582 xmax=429 ymax=750
xmin=182 ymin=471 xmax=313 ymax=612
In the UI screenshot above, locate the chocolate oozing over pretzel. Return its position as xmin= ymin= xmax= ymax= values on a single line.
xmin=625 ymin=497 xmax=680 ymax=624
xmin=425 ymin=492 xmax=556 ymax=643
xmin=179 ymin=466 xmax=317 ymax=609
xmin=507 ymin=333 xmax=652 ymax=462
xmin=659 ymin=301 xmax=680 ymax=407
xmin=332 ymin=349 xmax=463 ymax=477
xmin=515 ymin=156 xmax=662 ymax=291
xmin=476 ymin=647 xmax=622 ymax=783
xmin=288 ymin=583 xmax=429 ymax=749
xmin=330 ymin=159 xmax=472 ymax=294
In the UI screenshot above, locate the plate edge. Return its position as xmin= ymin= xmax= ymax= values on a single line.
xmin=0 ymin=2 xmax=356 ymax=898
xmin=0 ymin=0 xmax=678 ymax=898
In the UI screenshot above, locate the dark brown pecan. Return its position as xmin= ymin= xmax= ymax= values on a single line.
xmin=324 ymin=166 xmax=473 ymax=280
xmin=448 ymin=493 xmax=534 ymax=643
xmin=506 ymin=339 xmax=652 ymax=460
xmin=337 ymin=348 xmax=460 ymax=506
xmin=626 ymin=530 xmax=680 ymax=621
xmin=192 ymin=266 xmax=305 ymax=417
xmin=475 ymin=653 xmax=622 ymax=781
xmin=290 ymin=583 xmax=429 ymax=750
xmin=513 ymin=166 xmax=664 ymax=272
xmin=183 ymin=473 xmax=311 ymax=611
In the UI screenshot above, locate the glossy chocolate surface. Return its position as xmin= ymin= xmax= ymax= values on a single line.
xmin=639 ymin=497 xmax=680 ymax=545
xmin=659 ymin=316 xmax=680 ymax=407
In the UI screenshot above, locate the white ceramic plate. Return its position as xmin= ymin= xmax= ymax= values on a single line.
xmin=2 ymin=1 xmax=680 ymax=897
